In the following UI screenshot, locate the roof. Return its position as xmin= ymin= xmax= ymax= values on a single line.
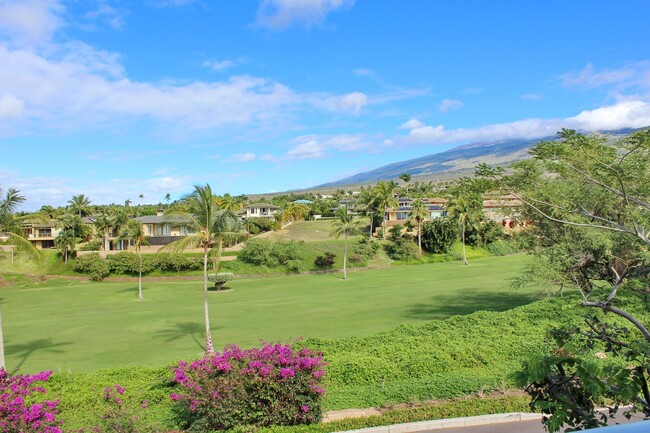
xmin=245 ymin=203 xmax=281 ymax=209
xmin=135 ymin=215 xmax=191 ymax=224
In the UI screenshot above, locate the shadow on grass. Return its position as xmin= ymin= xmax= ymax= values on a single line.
xmin=5 ymin=338 xmax=72 ymax=371
xmin=155 ymin=322 xmax=222 ymax=352
xmin=403 ymin=289 xmax=541 ymax=321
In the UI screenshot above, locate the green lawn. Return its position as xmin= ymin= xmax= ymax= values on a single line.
xmin=1 ymin=255 xmax=541 ymax=373
xmin=265 ymin=219 xmax=364 ymax=242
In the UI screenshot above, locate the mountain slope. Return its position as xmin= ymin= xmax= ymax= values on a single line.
xmin=318 ymin=128 xmax=645 ymax=188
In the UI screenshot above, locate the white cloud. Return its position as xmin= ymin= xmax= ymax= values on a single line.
xmin=439 ymin=98 xmax=464 ymax=113
xmin=229 ymin=152 xmax=257 ymax=162
xmin=0 ymin=0 xmax=63 ymax=46
xmin=339 ymin=91 xmax=367 ymax=115
xmin=522 ymin=93 xmax=542 ymax=101
xmin=84 ymin=3 xmax=127 ymax=30
xmin=255 ymin=0 xmax=355 ymax=30
xmin=202 ymin=59 xmax=236 ymax=72
xmin=286 ymin=140 xmax=325 ymax=159
xmin=353 ymin=68 xmax=372 ymax=76
xmin=399 ymin=118 xmax=424 ymax=129
xmin=560 ymin=62 xmax=650 ymax=99
xmin=561 ymin=63 xmax=635 ymax=88
xmin=0 ymin=94 xmax=25 ymax=119
xmin=400 ymin=100 xmax=650 ymax=145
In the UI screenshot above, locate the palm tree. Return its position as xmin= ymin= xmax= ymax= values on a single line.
xmin=446 ymin=192 xmax=482 ymax=265
xmin=410 ymin=198 xmax=429 ymax=255
xmin=356 ymin=186 xmax=380 ymax=239
xmin=374 ymin=181 xmax=398 ymax=239
xmin=217 ymin=193 xmax=246 ymax=211
xmin=164 ymin=193 xmax=172 ymax=207
xmin=281 ymin=203 xmax=309 ymax=225
xmin=162 ymin=184 xmax=240 ymax=355
xmin=54 ymin=228 xmax=78 ymax=263
xmin=330 ymin=207 xmax=363 ymax=280
xmin=93 ymin=209 xmax=128 ymax=251
xmin=68 ymin=194 xmax=91 ymax=217
xmin=138 ymin=194 xmax=145 ymax=205
xmin=119 ymin=219 xmax=149 ymax=301
xmin=399 ymin=173 xmax=412 ymax=195
xmin=0 ymin=186 xmax=42 ymax=370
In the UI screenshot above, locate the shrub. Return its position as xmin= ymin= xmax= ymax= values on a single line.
xmin=421 ymin=218 xmax=459 ymax=254
xmin=466 ymin=219 xmax=503 ymax=247
xmin=314 ymin=252 xmax=336 ymax=269
xmin=352 ymin=238 xmax=380 ymax=261
xmin=208 ymin=272 xmax=235 ymax=289
xmin=106 ymin=252 xmax=140 ymax=275
xmin=0 ymin=369 xmax=62 ymax=433
xmin=384 ymin=238 xmax=419 ymax=261
xmin=239 ymin=240 xmax=304 ymax=268
xmin=80 ymin=385 xmax=149 ymax=433
xmin=170 ymin=343 xmax=327 ymax=431
xmin=72 ymin=253 xmax=109 ymax=281
xmin=487 ymin=240 xmax=518 ymax=256
xmin=155 ymin=253 xmax=202 ymax=272
xmin=80 ymin=240 xmax=102 ymax=251
xmin=285 ymin=259 xmax=303 ymax=273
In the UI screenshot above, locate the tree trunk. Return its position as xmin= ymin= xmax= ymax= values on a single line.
xmin=343 ymin=231 xmax=348 ymax=280
xmin=138 ymin=246 xmax=143 ymax=301
xmin=418 ymin=221 xmax=422 ymax=256
xmin=369 ymin=218 xmax=374 ymax=240
xmin=64 ymin=248 xmax=68 ymax=263
xmin=383 ymin=207 xmax=387 ymax=240
xmin=212 ymin=239 xmax=223 ymax=272
xmin=0 ymin=304 xmax=5 ymax=370
xmin=462 ymin=220 xmax=468 ymax=265
xmin=203 ymin=247 xmax=214 ymax=355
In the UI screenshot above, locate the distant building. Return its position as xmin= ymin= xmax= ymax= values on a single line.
xmin=240 ymin=203 xmax=281 ymax=220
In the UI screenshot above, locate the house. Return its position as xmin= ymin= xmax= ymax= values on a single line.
xmin=134 ymin=214 xmax=193 ymax=246
xmin=23 ymin=220 xmax=60 ymax=249
xmin=239 ymin=203 xmax=281 ymax=220
xmin=383 ymin=197 xmax=447 ymax=228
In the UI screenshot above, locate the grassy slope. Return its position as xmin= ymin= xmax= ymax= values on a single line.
xmin=1 ymin=255 xmax=540 ymax=373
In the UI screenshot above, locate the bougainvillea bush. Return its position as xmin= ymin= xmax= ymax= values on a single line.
xmin=171 ymin=342 xmax=327 ymax=431
xmin=0 ymin=368 xmax=61 ymax=433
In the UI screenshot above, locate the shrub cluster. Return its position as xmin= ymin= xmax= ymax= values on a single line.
xmin=238 ymin=239 xmax=304 ymax=268
xmin=0 ymin=369 xmax=61 ymax=433
xmin=314 ymin=252 xmax=336 ymax=268
xmin=421 ymin=218 xmax=458 ymax=254
xmin=79 ymin=240 xmax=102 ymax=251
xmin=349 ymin=238 xmax=380 ymax=264
xmin=72 ymin=252 xmax=203 ymax=280
xmin=207 ymin=272 xmax=235 ymax=289
xmin=245 ymin=218 xmax=276 ymax=235
xmin=171 ymin=343 xmax=327 ymax=431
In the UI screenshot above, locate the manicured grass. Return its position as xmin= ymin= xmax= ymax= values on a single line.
xmin=1 ymin=255 xmax=541 ymax=373
xmin=266 ymin=219 xmax=367 ymax=242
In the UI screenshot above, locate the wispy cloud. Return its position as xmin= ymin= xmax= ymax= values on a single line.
xmin=439 ymin=98 xmax=464 ymax=113
xmin=84 ymin=3 xmax=127 ymax=30
xmin=0 ymin=0 xmax=64 ymax=46
xmin=560 ymin=62 xmax=650 ymax=98
xmin=254 ymin=0 xmax=355 ymax=30
xmin=398 ymin=100 xmax=650 ymax=145
xmin=202 ymin=59 xmax=237 ymax=72
xmin=522 ymin=93 xmax=542 ymax=101
xmin=228 ymin=152 xmax=257 ymax=162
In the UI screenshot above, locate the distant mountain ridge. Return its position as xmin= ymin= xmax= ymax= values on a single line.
xmin=317 ymin=128 xmax=645 ymax=187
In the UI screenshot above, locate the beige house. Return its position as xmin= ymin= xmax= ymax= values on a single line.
xmin=135 ymin=215 xmax=192 ymax=246
xmin=23 ymin=221 xmax=60 ymax=249
xmin=240 ymin=203 xmax=281 ymax=220
xmin=384 ymin=197 xmax=447 ymax=228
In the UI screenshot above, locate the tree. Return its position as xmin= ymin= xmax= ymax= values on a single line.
xmin=93 ymin=209 xmax=128 ymax=251
xmin=356 ymin=186 xmax=381 ymax=239
xmin=119 ymin=219 xmax=149 ymax=301
xmin=164 ymin=193 xmax=172 ymax=206
xmin=399 ymin=173 xmax=412 ymax=195
xmin=162 ymin=184 xmax=240 ymax=355
xmin=421 ymin=218 xmax=458 ymax=254
xmin=446 ymin=190 xmax=482 ymax=265
xmin=375 ymin=181 xmax=398 ymax=240
xmin=281 ymin=203 xmax=309 ymax=224
xmin=217 ymin=193 xmax=246 ymax=211
xmin=409 ymin=198 xmax=428 ymax=255
xmin=54 ymin=227 xmax=78 ymax=263
xmin=480 ymin=129 xmax=650 ymax=430
xmin=68 ymin=194 xmax=91 ymax=217
xmin=329 ymin=207 xmax=363 ymax=279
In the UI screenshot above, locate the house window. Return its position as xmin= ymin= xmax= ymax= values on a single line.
xmin=396 ymin=212 xmax=409 ymax=220
xmin=38 ymin=228 xmax=52 ymax=237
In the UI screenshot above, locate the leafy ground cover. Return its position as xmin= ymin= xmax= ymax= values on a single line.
xmin=265 ymin=220 xmax=352 ymax=242
xmin=2 ymin=255 xmax=537 ymax=373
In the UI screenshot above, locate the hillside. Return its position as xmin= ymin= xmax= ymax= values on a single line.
xmin=315 ymin=127 xmax=645 ymax=188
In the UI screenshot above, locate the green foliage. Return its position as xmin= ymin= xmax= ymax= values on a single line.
xmin=384 ymin=229 xmax=419 ymax=261
xmin=208 ymin=272 xmax=235 ymax=289
xmin=351 ymin=237 xmax=380 ymax=263
xmin=72 ymin=253 xmax=110 ymax=280
xmin=247 ymin=218 xmax=275 ymax=235
xmin=421 ymin=218 xmax=458 ymax=254
xmin=155 ymin=253 xmax=203 ymax=272
xmin=486 ymin=239 xmax=518 ymax=256
xmin=314 ymin=252 xmax=336 ymax=268
xmin=80 ymin=240 xmax=102 ymax=251
xmin=239 ymin=239 xmax=304 ymax=268
xmin=466 ymin=218 xmax=503 ymax=247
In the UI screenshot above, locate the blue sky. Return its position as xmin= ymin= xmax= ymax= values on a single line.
xmin=1 ymin=0 xmax=650 ymax=210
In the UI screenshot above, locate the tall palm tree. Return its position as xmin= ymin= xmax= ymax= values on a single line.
xmin=54 ymin=228 xmax=78 ymax=263
xmin=410 ymin=198 xmax=429 ymax=255
xmin=374 ymin=181 xmax=398 ymax=240
xmin=164 ymin=193 xmax=172 ymax=206
xmin=446 ymin=192 xmax=482 ymax=265
xmin=356 ymin=186 xmax=380 ymax=239
xmin=68 ymin=194 xmax=91 ymax=217
xmin=281 ymin=203 xmax=309 ymax=224
xmin=217 ymin=193 xmax=246 ymax=211
xmin=162 ymin=184 xmax=240 ymax=355
xmin=330 ymin=207 xmax=363 ymax=280
xmin=119 ymin=219 xmax=149 ymax=301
